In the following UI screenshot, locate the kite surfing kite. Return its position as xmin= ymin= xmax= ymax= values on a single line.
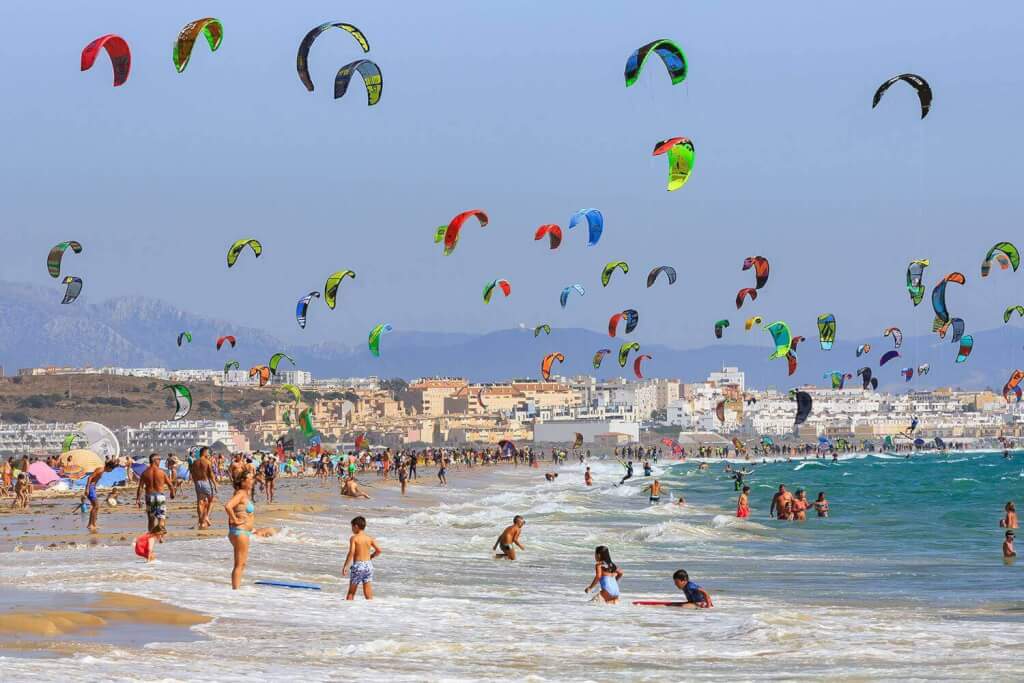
xmin=280 ymin=384 xmax=302 ymax=403
xmin=918 ymin=363 xmax=930 ymax=376
xmin=825 ymin=371 xmax=853 ymax=390
xmin=541 ymin=352 xmax=564 ymax=381
xmin=216 ymin=335 xmax=236 ymax=350
xmin=592 ymin=348 xmax=612 ymax=369
xmin=618 ymin=342 xmax=640 ymax=367
xmin=880 ymin=349 xmax=900 ymax=366
xmin=534 ymin=224 xmax=562 ymax=249
xmin=633 ymin=354 xmax=652 ymax=380
xmin=817 ymin=314 xmax=836 ymax=350
xmin=1004 ymin=370 xmax=1024 ymax=403
xmin=268 ymin=353 xmax=295 ymax=374
xmin=736 ymin=288 xmax=758 ymax=309
xmin=368 ymin=323 xmax=393 ymax=357
xmin=296 ymin=291 xmax=320 ymax=329
xmin=651 ymin=138 xmax=694 ymax=191
xmin=715 ymin=400 xmax=726 ymax=423
xmin=47 ymin=241 xmax=82 ymax=278
xmin=177 ymin=331 xmax=192 ymax=347
xmin=81 ymin=35 xmax=131 ymax=86
xmin=608 ymin=310 xmax=639 ymax=337
xmin=857 ymin=367 xmax=878 ymax=390
xmin=624 ymin=39 xmax=687 ymax=87
xmin=714 ymin=319 xmax=730 ymax=339
xmin=567 ymin=209 xmax=603 ymax=247
xmin=883 ymin=327 xmax=903 ymax=348
xmin=227 ymin=239 xmax=261 ymax=268
xmin=560 ymin=284 xmax=585 ymax=308
xmin=763 ymin=321 xmax=792 ymax=360
xmin=901 ymin=367 xmax=914 ymax=382
xmin=931 ymin=272 xmax=966 ymax=332
xmin=791 ymin=390 xmax=812 ymax=426
xmin=483 ymin=279 xmax=512 ymax=304
xmin=441 ymin=210 xmax=488 ymax=256
xmin=223 ymin=360 xmax=240 ymax=374
xmin=61 ymin=277 xmax=82 ymax=304
xmin=646 ymin=266 xmax=677 ymax=288
xmin=906 ymin=259 xmax=929 ymax=306
xmin=164 ymin=384 xmax=192 ymax=420
xmin=856 ymin=344 xmax=872 ymax=357
xmin=296 ymin=22 xmax=369 ymax=92
xmin=872 ymin=73 xmax=932 ymax=119
xmin=744 ymin=316 xmax=763 ymax=331
xmin=324 ymin=270 xmax=356 ymax=309
xmin=937 ymin=318 xmax=965 ymax=343
xmin=955 ymin=335 xmax=973 ymax=363
xmin=533 ymin=324 xmax=551 ymax=337
xmin=334 ymin=59 xmax=382 ymax=105
xmin=742 ymin=256 xmax=770 ymax=289
xmin=982 ymin=242 xmax=1020 ymax=277
xmin=173 ymin=18 xmax=223 ymax=73
xmin=1005 ymin=306 xmax=1024 ymax=324
xmin=249 ymin=365 xmax=271 ymax=387
xmin=601 ymin=261 xmax=629 ymax=287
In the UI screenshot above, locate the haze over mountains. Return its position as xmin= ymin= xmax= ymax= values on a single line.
xmin=0 ymin=281 xmax=1013 ymax=391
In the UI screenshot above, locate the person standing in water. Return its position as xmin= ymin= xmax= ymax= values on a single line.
xmin=644 ymin=479 xmax=662 ymax=504
xmin=791 ymin=489 xmax=810 ymax=522
xmin=1003 ymin=530 xmax=1016 ymax=558
xmin=585 ymin=546 xmax=622 ymax=604
xmin=342 ymin=516 xmax=382 ymax=600
xmin=493 ymin=516 xmax=526 ymax=560
xmin=736 ymin=485 xmax=750 ymax=518
xmin=814 ymin=492 xmax=830 ymax=517
xmin=584 ymin=467 xmax=592 ymax=486
xmin=999 ymin=501 xmax=1017 ymax=529
xmin=225 ymin=470 xmax=256 ymax=590
xmin=135 ymin=453 xmax=174 ymax=533
xmin=770 ymin=484 xmax=793 ymax=520
xmin=437 ymin=457 xmax=448 ymax=486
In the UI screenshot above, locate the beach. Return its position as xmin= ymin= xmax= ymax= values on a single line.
xmin=1 ymin=454 xmax=1023 ymax=680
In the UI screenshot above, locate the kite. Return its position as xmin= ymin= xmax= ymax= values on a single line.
xmin=817 ymin=314 xmax=836 ymax=351
xmin=601 ymin=261 xmax=629 ymax=287
xmin=81 ymin=35 xmax=131 ymax=86
xmin=982 ymin=242 xmax=1020 ymax=277
xmin=62 ymin=434 xmax=76 ymax=452
xmin=268 ymin=353 xmax=295 ymax=374
xmin=906 ymin=259 xmax=929 ymax=306
xmin=177 ymin=331 xmax=192 ymax=347
xmin=47 ymin=241 xmax=82 ymax=278
xmin=249 ymin=365 xmax=271 ymax=387
xmin=955 ymin=335 xmax=973 ymax=363
xmin=483 ymin=279 xmax=512 ymax=303
xmin=790 ymin=335 xmax=807 ymax=351
xmin=592 ymin=348 xmax=612 ymax=369
xmin=433 ymin=226 xmax=447 ymax=244
xmin=540 ymin=352 xmax=565 ymax=381
xmin=368 ymin=323 xmax=393 ymax=357
xmin=646 ymin=266 xmax=677 ymax=288
xmin=173 ymin=18 xmax=223 ymax=73
xmin=618 ymin=342 xmax=640 ymax=367
xmin=280 ymin=384 xmax=302 ymax=403
xmin=533 ymin=324 xmax=551 ymax=337
xmin=931 ymin=272 xmax=966 ymax=331
xmin=825 ymin=371 xmax=852 ymax=390
xmin=624 ymin=39 xmax=687 ymax=87
xmin=567 ymin=209 xmax=603 ymax=247
xmin=791 ymin=390 xmax=812 ymax=426
xmin=937 ymin=318 xmax=966 ymax=344
xmin=857 ymin=367 xmax=879 ymax=391
xmin=856 ymin=344 xmax=872 ymax=357
xmin=61 ymin=277 xmax=82 ymax=304
xmin=901 ymin=367 xmax=914 ymax=382
xmin=296 ymin=22 xmax=369 ymax=92
xmin=872 ymin=73 xmax=932 ymax=118
xmin=736 ymin=288 xmax=758 ymax=309
xmin=742 ymin=256 xmax=770 ymax=289
xmin=883 ymin=327 xmax=903 ymax=348
xmin=918 ymin=363 xmax=930 ymax=376
xmin=633 ymin=354 xmax=652 ymax=379
xmin=534 ymin=224 xmax=562 ymax=249
xmin=786 ymin=350 xmax=798 ymax=377
xmin=164 ymin=384 xmax=192 ymax=420
xmin=1004 ymin=370 xmax=1024 ymax=403
xmin=573 ymin=433 xmax=584 ymax=449
xmin=715 ymin=400 xmax=726 ymax=423
xmin=1005 ymin=306 xmax=1024 ymax=324
xmin=324 ymin=270 xmax=356 ymax=309
xmin=441 ymin=210 xmax=488 ymax=256
xmin=714 ymin=319 xmax=730 ymax=339
xmin=651 ymin=138 xmax=695 ymax=191
xmin=298 ymin=409 xmax=316 ymax=438
xmin=608 ymin=310 xmax=639 ymax=337
xmin=223 ymin=360 xmax=240 ymax=374
xmin=879 ymin=349 xmax=900 ymax=366
xmin=763 ymin=321 xmax=792 ymax=360
xmin=354 ymin=434 xmax=368 ymax=451
xmin=560 ymin=284 xmax=585 ymax=308
xmin=216 ymin=335 xmax=236 ymax=350
xmin=334 ymin=59 xmax=382 ymax=105
xmin=744 ymin=316 xmax=763 ymax=331
xmin=296 ymin=291 xmax=320 ymax=329
xmin=227 ymin=239 xmax=262 ymax=267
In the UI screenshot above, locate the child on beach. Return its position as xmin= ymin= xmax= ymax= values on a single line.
xmin=12 ymin=473 xmax=30 ymax=509
xmin=672 ymin=569 xmax=714 ymax=608
xmin=585 ymin=546 xmax=622 ymax=604
xmin=493 ymin=516 xmax=526 ymax=560
xmin=134 ymin=529 xmax=166 ymax=562
xmin=999 ymin=501 xmax=1017 ymax=529
xmin=342 ymin=516 xmax=382 ymax=600
xmin=1003 ymin=530 xmax=1016 ymax=558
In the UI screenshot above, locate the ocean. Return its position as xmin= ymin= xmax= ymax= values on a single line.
xmin=1 ymin=452 xmax=1022 ymax=681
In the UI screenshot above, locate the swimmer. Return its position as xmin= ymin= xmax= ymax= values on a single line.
xmin=674 ymin=495 xmax=686 ymax=507
xmin=642 ymin=461 xmax=652 ymax=477
xmin=672 ymin=569 xmax=713 ymax=608
xmin=544 ymin=472 xmax=559 ymax=482
xmin=644 ymin=479 xmax=662 ymax=504
xmin=585 ymin=545 xmax=622 ymax=604
xmin=814 ymin=491 xmax=830 ymax=517
xmin=493 ymin=515 xmax=525 ymax=560
xmin=342 ymin=515 xmax=382 ymax=601
xmin=698 ymin=463 xmax=709 ymax=472
xmin=770 ymin=484 xmax=793 ymax=521
xmin=736 ymin=485 xmax=750 ymax=518
xmin=584 ymin=467 xmax=592 ymax=486
xmin=1004 ymin=530 xmax=1016 ymax=558
xmin=999 ymin=501 xmax=1017 ymax=529
xmin=791 ymin=489 xmax=809 ymax=522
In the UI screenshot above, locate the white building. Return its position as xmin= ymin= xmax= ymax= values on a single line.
xmin=0 ymin=422 xmax=81 ymax=456
xmin=708 ymin=366 xmax=744 ymax=392
xmin=117 ymin=420 xmax=241 ymax=455
xmin=533 ymin=419 xmax=640 ymax=444
xmin=275 ymin=370 xmax=313 ymax=387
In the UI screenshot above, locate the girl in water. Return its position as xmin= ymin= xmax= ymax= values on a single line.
xmin=225 ymin=471 xmax=255 ymax=590
xmin=585 ymin=546 xmax=623 ymax=604
xmin=814 ymin=492 xmax=830 ymax=517
xmin=999 ymin=501 xmax=1017 ymax=529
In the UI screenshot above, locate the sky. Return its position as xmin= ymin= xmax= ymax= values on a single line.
xmin=3 ymin=0 xmax=1024 ymax=352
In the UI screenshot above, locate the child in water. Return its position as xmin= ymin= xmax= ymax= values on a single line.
xmin=585 ymin=546 xmax=622 ymax=604
xmin=1003 ymin=530 xmax=1016 ymax=558
xmin=999 ymin=501 xmax=1017 ymax=529
xmin=814 ymin=491 xmax=830 ymax=518
xmin=672 ymin=569 xmax=714 ymax=608
xmin=134 ymin=528 xmax=166 ymax=562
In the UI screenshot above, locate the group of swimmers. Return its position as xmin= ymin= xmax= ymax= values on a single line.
xmin=1000 ymin=501 xmax=1017 ymax=558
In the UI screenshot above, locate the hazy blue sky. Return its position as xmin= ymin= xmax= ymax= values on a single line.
xmin=3 ymin=0 xmax=1024 ymax=350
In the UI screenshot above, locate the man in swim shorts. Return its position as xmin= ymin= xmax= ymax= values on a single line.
xmin=136 ymin=453 xmax=174 ymax=533
xmin=493 ymin=515 xmax=526 ymax=560
xmin=84 ymin=461 xmax=117 ymax=532
xmin=770 ymin=484 xmax=793 ymax=520
xmin=190 ymin=447 xmax=218 ymax=529
xmin=343 ymin=515 xmax=382 ymax=600
xmin=645 ymin=479 xmax=662 ymax=504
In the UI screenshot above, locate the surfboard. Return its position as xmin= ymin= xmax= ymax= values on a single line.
xmin=254 ymin=580 xmax=321 ymax=591
xmin=632 ymin=600 xmax=685 ymax=606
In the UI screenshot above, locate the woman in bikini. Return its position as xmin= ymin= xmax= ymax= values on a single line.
xmin=225 ymin=471 xmax=256 ymax=589
xmin=585 ymin=546 xmax=623 ymax=604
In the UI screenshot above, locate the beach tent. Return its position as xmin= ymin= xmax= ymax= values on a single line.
xmin=59 ymin=449 xmax=104 ymax=478
xmin=73 ymin=466 xmax=127 ymax=490
xmin=27 ymin=461 xmax=60 ymax=487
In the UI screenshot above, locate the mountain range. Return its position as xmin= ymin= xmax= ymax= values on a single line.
xmin=0 ymin=281 xmax=1013 ymax=391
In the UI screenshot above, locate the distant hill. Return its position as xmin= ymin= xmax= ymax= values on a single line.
xmin=0 ymin=281 xmax=1011 ymax=390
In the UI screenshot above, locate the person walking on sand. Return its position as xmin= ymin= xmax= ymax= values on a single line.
xmin=84 ymin=461 xmax=116 ymax=532
xmin=190 ymin=447 xmax=218 ymax=530
xmin=736 ymin=485 xmax=750 ymax=518
xmin=342 ymin=516 xmax=382 ymax=600
xmin=999 ymin=501 xmax=1018 ymax=529
xmin=585 ymin=546 xmax=622 ymax=604
xmin=261 ymin=455 xmax=278 ymax=504
xmin=493 ymin=516 xmax=526 ymax=560
xmin=135 ymin=453 xmax=174 ymax=533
